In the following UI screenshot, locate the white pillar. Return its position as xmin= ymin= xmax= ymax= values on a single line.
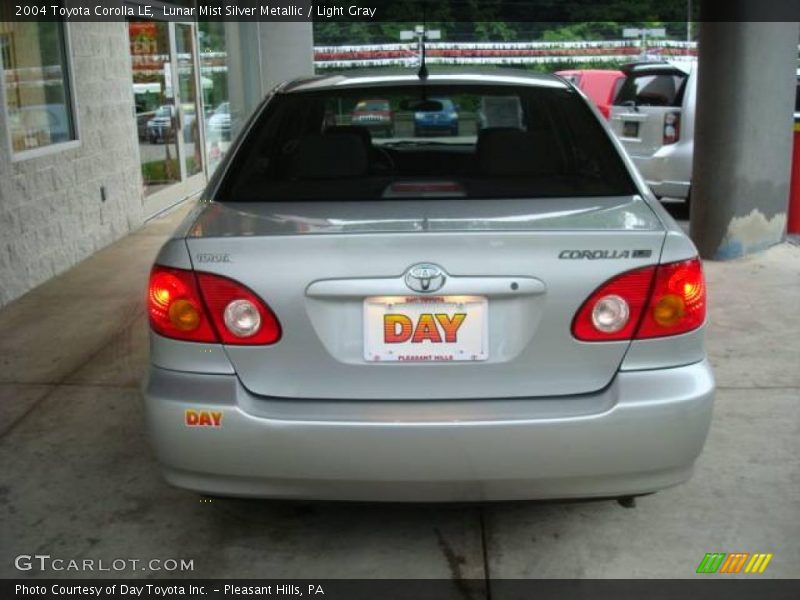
xmin=224 ymin=21 xmax=314 ymax=131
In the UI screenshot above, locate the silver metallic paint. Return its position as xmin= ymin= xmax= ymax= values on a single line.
xmin=143 ymin=71 xmax=714 ymax=500
xmin=143 ymin=360 xmax=714 ymax=501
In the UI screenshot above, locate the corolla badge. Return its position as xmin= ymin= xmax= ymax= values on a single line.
xmin=405 ymin=263 xmax=446 ymax=293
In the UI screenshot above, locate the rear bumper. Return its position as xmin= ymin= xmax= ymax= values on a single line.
xmin=350 ymin=120 xmax=392 ymax=131
xmin=645 ymin=177 xmax=690 ymax=201
xmin=142 ymin=360 xmax=714 ymax=501
xmin=628 ymin=144 xmax=692 ymax=200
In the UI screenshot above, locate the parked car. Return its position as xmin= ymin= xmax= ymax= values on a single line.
xmin=143 ymin=70 xmax=713 ymax=502
xmin=414 ymin=97 xmax=459 ymax=136
xmin=133 ymin=82 xmax=160 ymax=141
xmin=555 ymin=69 xmax=625 ymax=119
xmin=207 ymin=101 xmax=231 ymax=142
xmin=136 ymin=104 xmax=157 ymax=141
xmin=609 ymin=61 xmax=697 ymax=206
xmin=145 ymin=104 xmax=197 ymax=144
xmin=350 ymin=98 xmax=394 ymax=137
xmin=146 ymin=105 xmax=175 ymax=144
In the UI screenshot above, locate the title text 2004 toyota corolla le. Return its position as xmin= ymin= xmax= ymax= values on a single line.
xmin=142 ymin=71 xmax=714 ymax=502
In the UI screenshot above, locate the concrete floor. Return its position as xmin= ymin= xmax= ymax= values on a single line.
xmin=0 ymin=204 xmax=798 ymax=581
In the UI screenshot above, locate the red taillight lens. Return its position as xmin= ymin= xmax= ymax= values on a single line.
xmin=572 ymin=257 xmax=706 ymax=342
xmin=147 ymin=267 xmax=281 ymax=345
xmin=663 ymin=111 xmax=681 ymax=144
xmin=148 ymin=266 xmax=217 ymax=342
xmin=572 ymin=266 xmax=656 ymax=341
xmin=637 ymin=258 xmax=706 ymax=338
xmin=195 ymin=272 xmax=281 ymax=345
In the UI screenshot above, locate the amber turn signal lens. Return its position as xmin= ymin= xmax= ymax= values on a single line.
xmin=168 ymin=298 xmax=201 ymax=331
xmin=652 ymin=293 xmax=685 ymax=327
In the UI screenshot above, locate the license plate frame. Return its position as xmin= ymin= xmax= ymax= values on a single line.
xmin=363 ymin=295 xmax=488 ymax=363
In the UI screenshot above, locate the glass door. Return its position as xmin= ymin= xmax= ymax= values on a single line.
xmin=174 ymin=23 xmax=204 ymax=180
xmin=130 ymin=20 xmax=182 ymax=196
xmin=129 ymin=19 xmax=207 ymax=218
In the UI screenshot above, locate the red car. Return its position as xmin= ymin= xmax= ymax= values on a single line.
xmin=350 ymin=98 xmax=395 ymax=137
xmin=555 ymin=69 xmax=625 ymax=119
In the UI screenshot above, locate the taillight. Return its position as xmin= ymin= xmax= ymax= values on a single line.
xmin=148 ymin=266 xmax=217 ymax=342
xmin=572 ymin=257 xmax=706 ymax=341
xmin=195 ymin=272 xmax=281 ymax=345
xmin=636 ymin=258 xmax=706 ymax=338
xmin=147 ymin=266 xmax=281 ymax=345
xmin=663 ymin=111 xmax=680 ymax=144
xmin=572 ymin=267 xmax=656 ymax=341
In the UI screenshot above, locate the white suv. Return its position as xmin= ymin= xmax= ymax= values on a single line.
xmin=610 ymin=61 xmax=697 ymax=208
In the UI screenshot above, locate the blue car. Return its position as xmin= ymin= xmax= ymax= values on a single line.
xmin=414 ymin=98 xmax=459 ymax=136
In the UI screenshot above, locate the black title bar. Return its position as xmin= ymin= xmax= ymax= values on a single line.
xmin=4 ymin=0 xmax=800 ymax=22
xmin=5 ymin=579 xmax=800 ymax=600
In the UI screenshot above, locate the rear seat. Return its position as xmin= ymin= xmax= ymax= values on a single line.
xmin=291 ymin=133 xmax=368 ymax=180
xmin=476 ymin=127 xmax=562 ymax=176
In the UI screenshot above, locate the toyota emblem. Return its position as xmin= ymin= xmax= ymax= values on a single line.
xmin=404 ymin=263 xmax=446 ymax=293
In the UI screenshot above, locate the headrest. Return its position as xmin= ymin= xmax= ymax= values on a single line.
xmin=325 ymin=125 xmax=372 ymax=146
xmin=291 ymin=133 xmax=368 ymax=180
xmin=476 ymin=127 xmax=561 ymax=177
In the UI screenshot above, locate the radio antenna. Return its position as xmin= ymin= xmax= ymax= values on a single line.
xmin=417 ymin=5 xmax=429 ymax=80
xmin=418 ymin=40 xmax=428 ymax=80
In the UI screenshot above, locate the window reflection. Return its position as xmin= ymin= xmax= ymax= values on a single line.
xmin=0 ymin=20 xmax=76 ymax=154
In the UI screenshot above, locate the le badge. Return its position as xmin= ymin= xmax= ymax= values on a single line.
xmin=185 ymin=409 xmax=223 ymax=428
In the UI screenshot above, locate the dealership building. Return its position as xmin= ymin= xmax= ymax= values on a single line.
xmin=0 ymin=8 xmax=312 ymax=306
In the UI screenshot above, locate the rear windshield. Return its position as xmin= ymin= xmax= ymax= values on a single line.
xmin=216 ymin=84 xmax=637 ymax=202
xmin=615 ymin=70 xmax=688 ymax=107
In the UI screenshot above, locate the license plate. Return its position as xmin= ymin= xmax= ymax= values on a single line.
xmin=364 ymin=295 xmax=488 ymax=362
xmin=622 ymin=121 xmax=639 ymax=137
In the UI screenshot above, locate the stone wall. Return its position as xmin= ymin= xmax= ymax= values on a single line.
xmin=0 ymin=22 xmax=143 ymax=307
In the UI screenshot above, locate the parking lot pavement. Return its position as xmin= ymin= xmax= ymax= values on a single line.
xmin=0 ymin=204 xmax=798 ymax=581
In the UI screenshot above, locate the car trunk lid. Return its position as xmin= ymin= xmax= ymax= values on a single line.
xmin=183 ymin=197 xmax=665 ymax=400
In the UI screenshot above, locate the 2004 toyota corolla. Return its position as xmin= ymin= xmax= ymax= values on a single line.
xmin=142 ymin=70 xmax=714 ymax=502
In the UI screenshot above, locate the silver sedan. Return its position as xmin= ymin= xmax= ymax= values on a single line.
xmin=142 ymin=70 xmax=714 ymax=502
